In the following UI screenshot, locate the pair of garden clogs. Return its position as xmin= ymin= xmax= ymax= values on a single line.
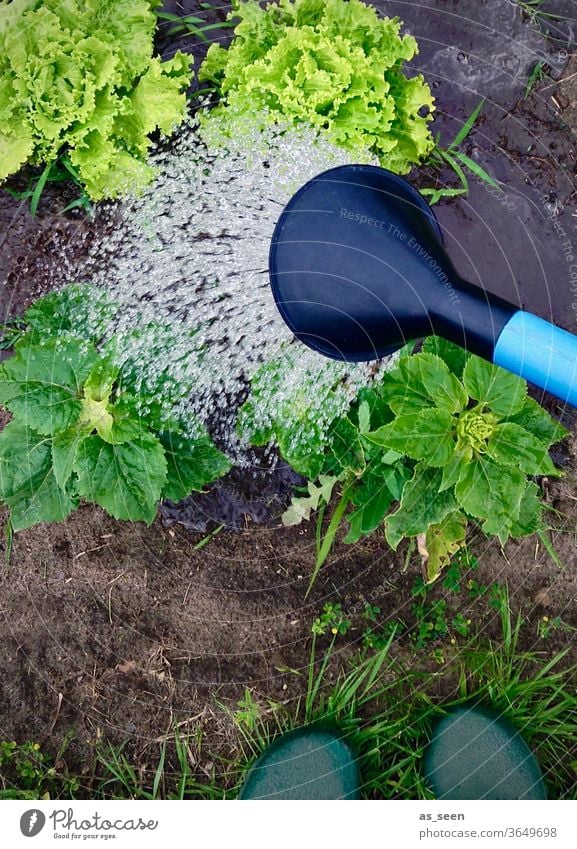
xmin=239 ymin=705 xmax=546 ymax=800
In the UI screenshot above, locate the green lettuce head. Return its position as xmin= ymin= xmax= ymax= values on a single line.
xmin=0 ymin=0 xmax=193 ymax=200
xmin=200 ymin=0 xmax=435 ymax=173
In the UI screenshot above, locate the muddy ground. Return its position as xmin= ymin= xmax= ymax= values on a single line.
xmin=1 ymin=1 xmax=577 ymax=796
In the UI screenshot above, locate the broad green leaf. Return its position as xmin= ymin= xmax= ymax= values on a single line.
xmin=462 ymin=357 xmax=526 ymax=417
xmin=367 ymin=408 xmax=455 ymax=467
xmin=413 ymin=353 xmax=468 ymax=414
xmin=440 ymin=448 xmax=471 ymax=492
xmin=422 ymin=336 xmax=468 ymax=377
xmin=509 ymin=482 xmax=543 ymax=538
xmin=508 ymin=397 xmax=568 ymax=447
xmin=74 ymin=433 xmax=168 ymax=524
xmin=345 ymin=484 xmax=394 ymax=544
xmin=107 ymin=397 xmax=149 ymax=444
xmin=385 ymin=464 xmax=458 ymax=549
xmin=0 ymin=338 xmax=98 ymax=434
xmin=282 ymin=475 xmax=338 ymax=527
xmin=0 ymin=422 xmax=76 ymax=530
xmin=52 ymin=426 xmax=90 ymax=490
xmin=380 ymin=460 xmax=413 ymax=500
xmin=23 ymin=285 xmax=118 ymax=341
xmin=160 ymin=431 xmax=231 ymax=503
xmin=84 ymin=355 xmax=119 ymax=403
xmin=357 ymin=400 xmax=371 ymax=434
xmin=343 ymin=458 xmax=407 ymax=543
xmin=356 ymin=385 xmax=394 ymax=430
xmin=328 ymin=416 xmax=365 ymax=476
xmin=420 ymin=510 xmax=467 ymax=583
xmin=455 ymin=454 xmax=526 ymax=537
xmin=486 ymin=422 xmax=559 ymax=476
xmin=380 ymin=356 xmax=437 ymax=416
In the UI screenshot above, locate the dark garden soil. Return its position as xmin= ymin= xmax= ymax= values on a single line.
xmin=1 ymin=1 xmax=577 ymax=795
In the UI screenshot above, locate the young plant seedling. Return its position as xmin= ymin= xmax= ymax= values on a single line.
xmin=421 ymin=101 xmax=501 ymax=206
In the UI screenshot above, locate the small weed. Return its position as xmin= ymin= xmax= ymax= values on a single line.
xmin=233 ymin=689 xmax=262 ymax=730
xmin=516 ymin=0 xmax=560 ymax=22
xmin=192 ymin=524 xmax=223 ymax=551
xmin=311 ymin=602 xmax=352 ymax=637
xmin=3 ymin=154 xmax=92 ymax=217
xmin=451 ymin=611 xmax=472 ymax=638
xmin=309 ymin=486 xmax=351 ymax=596
xmin=362 ymin=619 xmax=404 ymax=652
xmin=0 ymin=738 xmax=79 ymax=800
xmin=409 ymin=552 xmax=477 ymax=649
xmin=537 ymin=527 xmax=565 ymax=568
xmin=156 ymin=8 xmax=236 ymax=41
xmin=421 ymin=101 xmax=501 ymax=205
xmin=95 ymin=734 xmax=223 ymax=800
xmin=467 ymin=578 xmax=488 ymax=600
xmin=362 ymin=603 xmax=381 ymax=622
xmin=537 ymin=615 xmax=577 ymax=639
xmin=411 ymin=598 xmax=450 ymax=648
xmin=525 ymin=59 xmax=548 ymax=97
xmin=488 ymin=582 xmax=510 ymax=612
xmin=441 ymin=549 xmax=479 ymax=594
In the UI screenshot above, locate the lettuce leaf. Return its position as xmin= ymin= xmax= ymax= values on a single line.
xmin=0 ymin=0 xmax=193 ymax=199
xmin=200 ymin=0 xmax=434 ymax=173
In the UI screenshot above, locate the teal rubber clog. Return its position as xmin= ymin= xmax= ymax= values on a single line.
xmin=239 ymin=727 xmax=361 ymax=800
xmin=424 ymin=705 xmax=547 ymax=800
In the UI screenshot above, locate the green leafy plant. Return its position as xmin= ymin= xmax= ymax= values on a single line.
xmin=199 ymin=0 xmax=435 ymax=174
xmin=230 ymin=590 xmax=577 ymax=800
xmin=0 ymin=0 xmax=193 ymax=205
xmin=516 ymin=0 xmax=557 ymax=21
xmin=243 ymin=338 xmax=566 ymax=588
xmin=370 ymin=339 xmax=566 ymax=559
xmin=3 ymin=152 xmax=92 ymax=216
xmin=311 ymin=602 xmax=352 ymax=637
xmin=156 ymin=7 xmax=237 ymax=41
xmin=0 ymin=288 xmax=230 ymax=530
xmin=537 ymin=615 xmax=577 ymax=640
xmin=0 ymin=739 xmax=79 ymax=800
xmin=525 ymin=60 xmax=548 ymax=97
xmin=421 ymin=101 xmax=501 ymax=206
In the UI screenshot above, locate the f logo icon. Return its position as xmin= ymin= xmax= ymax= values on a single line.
xmin=20 ymin=810 xmax=45 ymax=837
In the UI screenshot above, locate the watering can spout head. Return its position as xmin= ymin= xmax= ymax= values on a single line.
xmin=269 ymin=164 xmax=514 ymax=362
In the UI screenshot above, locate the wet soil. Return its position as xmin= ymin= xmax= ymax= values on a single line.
xmin=1 ymin=1 xmax=577 ymax=796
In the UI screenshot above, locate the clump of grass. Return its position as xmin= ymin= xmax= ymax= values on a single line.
xmin=525 ymin=59 xmax=548 ymax=97
xmin=155 ymin=5 xmax=236 ymax=41
xmin=516 ymin=0 xmax=558 ymax=21
xmin=0 ymin=736 xmax=79 ymax=800
xmin=421 ymin=101 xmax=501 ymax=205
xmin=3 ymin=153 xmax=92 ymax=217
xmin=231 ymin=585 xmax=577 ymax=799
xmin=3 ymin=586 xmax=577 ymax=800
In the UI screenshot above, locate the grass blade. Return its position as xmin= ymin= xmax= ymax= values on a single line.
xmin=452 ymin=151 xmax=501 ymax=189
xmin=152 ymin=741 xmax=166 ymax=799
xmin=306 ymin=487 xmax=352 ymax=598
xmin=537 ymin=528 xmax=564 ymax=568
xmin=29 ymin=161 xmax=54 ymax=217
xmin=449 ymin=100 xmax=485 ymax=151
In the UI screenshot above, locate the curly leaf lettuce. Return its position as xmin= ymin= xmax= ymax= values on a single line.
xmin=200 ymin=0 xmax=435 ymax=173
xmin=0 ymin=0 xmax=192 ymax=199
